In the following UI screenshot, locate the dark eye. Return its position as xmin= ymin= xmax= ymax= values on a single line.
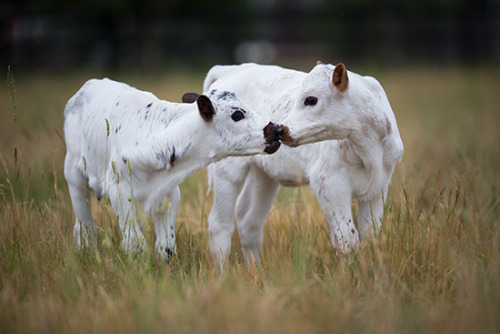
xmin=231 ymin=110 xmax=245 ymax=122
xmin=304 ymin=96 xmax=318 ymax=106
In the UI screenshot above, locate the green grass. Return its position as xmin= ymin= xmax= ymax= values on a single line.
xmin=1 ymin=65 xmax=499 ymax=333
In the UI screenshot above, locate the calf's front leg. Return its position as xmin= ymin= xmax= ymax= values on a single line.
xmin=108 ymin=185 xmax=146 ymax=254
xmin=310 ymin=173 xmax=359 ymax=255
xmin=151 ymin=186 xmax=180 ymax=262
xmin=357 ymin=191 xmax=386 ymax=241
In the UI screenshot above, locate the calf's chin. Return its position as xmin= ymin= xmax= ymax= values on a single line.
xmin=264 ymin=141 xmax=281 ymax=154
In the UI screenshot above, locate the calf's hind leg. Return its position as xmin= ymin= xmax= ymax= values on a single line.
xmin=207 ymin=161 xmax=248 ymax=267
xmin=64 ymin=156 xmax=97 ymax=247
xmin=235 ymin=166 xmax=280 ymax=265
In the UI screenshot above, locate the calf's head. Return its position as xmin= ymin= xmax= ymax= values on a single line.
xmin=183 ymin=90 xmax=286 ymax=158
xmin=280 ymin=62 xmax=394 ymax=147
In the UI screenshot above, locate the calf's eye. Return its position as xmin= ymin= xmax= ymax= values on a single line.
xmin=231 ymin=110 xmax=245 ymax=122
xmin=304 ymin=96 xmax=318 ymax=106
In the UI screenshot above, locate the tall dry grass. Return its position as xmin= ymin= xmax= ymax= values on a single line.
xmin=0 ymin=65 xmax=498 ymax=333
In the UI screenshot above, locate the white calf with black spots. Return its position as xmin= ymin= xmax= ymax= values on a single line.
xmin=203 ymin=62 xmax=404 ymax=265
xmin=63 ymin=78 xmax=285 ymax=261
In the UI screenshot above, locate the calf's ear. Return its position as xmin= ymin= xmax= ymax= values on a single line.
xmin=332 ymin=63 xmax=348 ymax=92
xmin=197 ymin=95 xmax=215 ymax=122
xmin=182 ymin=92 xmax=200 ymax=103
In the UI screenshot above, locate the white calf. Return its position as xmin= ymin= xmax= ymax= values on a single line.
xmin=202 ymin=62 xmax=404 ymax=265
xmin=64 ymin=78 xmax=285 ymax=260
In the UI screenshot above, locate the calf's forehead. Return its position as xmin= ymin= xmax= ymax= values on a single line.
xmin=301 ymin=65 xmax=334 ymax=92
xmin=209 ymin=89 xmax=237 ymax=102
xmin=208 ymin=89 xmax=247 ymax=112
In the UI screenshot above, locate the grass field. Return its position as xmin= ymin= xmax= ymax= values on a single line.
xmin=0 ymin=64 xmax=499 ymax=333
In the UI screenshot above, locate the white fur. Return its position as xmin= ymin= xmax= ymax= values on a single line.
xmin=205 ymin=63 xmax=404 ymax=265
xmin=64 ymin=78 xmax=280 ymax=260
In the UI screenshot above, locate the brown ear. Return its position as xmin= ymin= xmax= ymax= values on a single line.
xmin=182 ymin=92 xmax=200 ymax=103
xmin=197 ymin=95 xmax=215 ymax=122
xmin=316 ymin=60 xmax=324 ymax=65
xmin=332 ymin=63 xmax=348 ymax=92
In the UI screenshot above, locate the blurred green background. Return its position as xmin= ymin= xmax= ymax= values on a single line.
xmin=2 ymin=0 xmax=499 ymax=72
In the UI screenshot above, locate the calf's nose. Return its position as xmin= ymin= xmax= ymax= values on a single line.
xmin=263 ymin=122 xmax=282 ymax=154
xmin=263 ymin=122 xmax=284 ymax=142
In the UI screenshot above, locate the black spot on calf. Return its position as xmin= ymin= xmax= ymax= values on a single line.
xmin=165 ymin=248 xmax=175 ymax=262
xmin=218 ymin=90 xmax=236 ymax=101
xmin=156 ymin=146 xmax=176 ymax=169
xmin=160 ymin=246 xmax=176 ymax=263
xmin=169 ymin=147 xmax=176 ymax=167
